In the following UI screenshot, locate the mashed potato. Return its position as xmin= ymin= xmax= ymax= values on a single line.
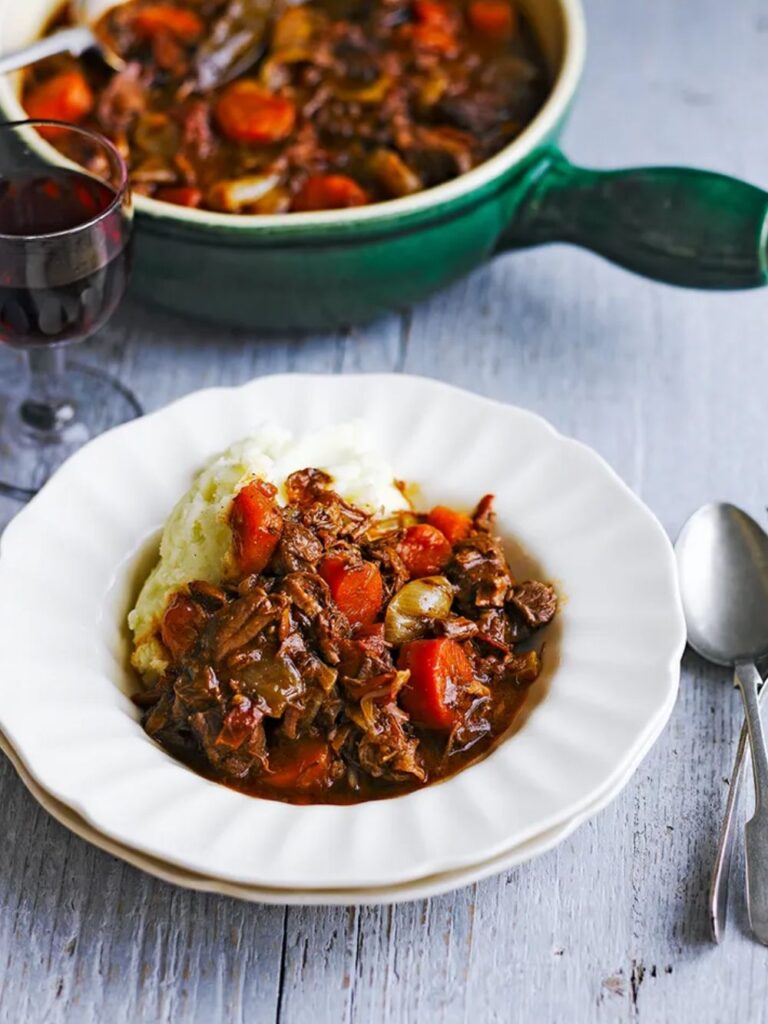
xmin=129 ymin=421 xmax=409 ymax=681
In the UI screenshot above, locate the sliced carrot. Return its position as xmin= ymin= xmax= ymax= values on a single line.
xmin=410 ymin=24 xmax=459 ymax=54
xmin=267 ymin=737 xmax=332 ymax=789
xmin=398 ymin=523 xmax=452 ymax=578
xmin=25 ymin=70 xmax=93 ymax=126
xmin=412 ymin=0 xmax=457 ymax=30
xmin=408 ymin=0 xmax=459 ymax=54
xmin=398 ymin=637 xmax=474 ymax=730
xmin=214 ymin=81 xmax=296 ymax=144
xmin=154 ymin=185 xmax=203 ymax=208
xmin=427 ymin=505 xmax=472 ymax=545
xmin=229 ymin=479 xmax=284 ymax=576
xmin=467 ymin=0 xmax=517 ymax=38
xmin=319 ymin=557 xmax=383 ymax=627
xmin=292 ymin=174 xmax=370 ymax=212
xmin=132 ymin=5 xmax=204 ymax=42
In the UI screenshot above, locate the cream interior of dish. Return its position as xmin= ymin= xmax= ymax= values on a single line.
xmin=129 ymin=422 xmax=409 ymax=681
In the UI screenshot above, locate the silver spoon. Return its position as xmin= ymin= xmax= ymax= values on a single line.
xmin=0 ymin=1 xmax=124 ymax=77
xmin=0 ymin=0 xmax=273 ymax=89
xmin=676 ymin=502 xmax=768 ymax=945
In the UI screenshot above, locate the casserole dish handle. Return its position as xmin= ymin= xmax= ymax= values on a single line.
xmin=500 ymin=148 xmax=768 ymax=289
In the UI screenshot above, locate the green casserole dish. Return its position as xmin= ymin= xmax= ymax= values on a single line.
xmin=1 ymin=0 xmax=766 ymax=330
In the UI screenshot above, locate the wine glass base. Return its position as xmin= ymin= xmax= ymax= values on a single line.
xmin=0 ymin=362 xmax=142 ymax=501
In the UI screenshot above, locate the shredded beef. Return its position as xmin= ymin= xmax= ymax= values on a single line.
xmin=135 ymin=470 xmax=557 ymax=804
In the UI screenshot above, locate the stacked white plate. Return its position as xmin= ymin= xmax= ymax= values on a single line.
xmin=0 ymin=375 xmax=685 ymax=904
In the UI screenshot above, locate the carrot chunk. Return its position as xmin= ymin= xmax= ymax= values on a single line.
xmin=408 ymin=0 xmax=459 ymax=54
xmin=25 ymin=70 xmax=93 ymax=125
xmin=154 ymin=186 xmax=203 ymax=208
xmin=399 ymin=637 xmax=474 ymax=730
xmin=467 ymin=0 xmax=517 ymax=38
xmin=427 ymin=506 xmax=473 ymax=544
xmin=132 ymin=5 xmax=204 ymax=42
xmin=319 ymin=557 xmax=384 ymax=627
xmin=413 ymin=0 xmax=457 ymax=30
xmin=398 ymin=523 xmax=452 ymax=578
xmin=229 ymin=479 xmax=284 ymax=575
xmin=292 ymin=174 xmax=370 ymax=212
xmin=410 ymin=24 xmax=458 ymax=53
xmin=214 ymin=81 xmax=296 ymax=144
xmin=267 ymin=738 xmax=332 ymax=789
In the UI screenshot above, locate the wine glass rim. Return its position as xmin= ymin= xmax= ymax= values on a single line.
xmin=0 ymin=119 xmax=130 ymax=242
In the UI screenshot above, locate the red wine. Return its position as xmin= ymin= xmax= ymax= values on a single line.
xmin=0 ymin=169 xmax=131 ymax=348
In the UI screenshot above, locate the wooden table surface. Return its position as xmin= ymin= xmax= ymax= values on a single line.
xmin=1 ymin=1 xmax=767 ymax=1020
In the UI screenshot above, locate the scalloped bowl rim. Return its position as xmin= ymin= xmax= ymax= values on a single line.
xmin=0 ymin=374 xmax=685 ymax=888
xmin=0 ymin=680 xmax=673 ymax=905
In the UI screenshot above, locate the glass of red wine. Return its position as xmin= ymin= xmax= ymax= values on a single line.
xmin=0 ymin=119 xmax=139 ymax=501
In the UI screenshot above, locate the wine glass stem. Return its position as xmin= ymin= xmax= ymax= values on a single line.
xmin=20 ymin=347 xmax=76 ymax=439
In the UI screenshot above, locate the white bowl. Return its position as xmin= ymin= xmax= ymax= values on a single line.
xmin=0 ymin=725 xmax=582 ymax=905
xmin=0 ymin=374 xmax=685 ymax=889
xmin=0 ymin=684 xmax=671 ymax=905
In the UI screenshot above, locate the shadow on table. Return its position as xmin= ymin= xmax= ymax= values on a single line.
xmin=121 ymin=285 xmax=399 ymax=347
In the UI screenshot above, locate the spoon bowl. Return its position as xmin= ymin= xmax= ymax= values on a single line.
xmin=676 ymin=503 xmax=768 ymax=666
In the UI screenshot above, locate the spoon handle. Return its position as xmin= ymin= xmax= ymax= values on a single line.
xmin=709 ymin=703 xmax=759 ymax=941
xmin=709 ymin=715 xmax=749 ymax=941
xmin=0 ymin=27 xmax=94 ymax=76
xmin=735 ymin=661 xmax=768 ymax=945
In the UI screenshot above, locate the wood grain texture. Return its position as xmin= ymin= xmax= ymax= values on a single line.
xmin=1 ymin=0 xmax=768 ymax=1020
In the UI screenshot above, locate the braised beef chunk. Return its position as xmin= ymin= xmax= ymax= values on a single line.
xmin=510 ymin=581 xmax=558 ymax=629
xmin=135 ymin=472 xmax=557 ymax=804
xmin=438 ymin=615 xmax=479 ymax=641
xmin=24 ymin=0 xmax=549 ymax=214
xmin=273 ymin=520 xmax=324 ymax=574
xmin=448 ymin=533 xmax=513 ymax=614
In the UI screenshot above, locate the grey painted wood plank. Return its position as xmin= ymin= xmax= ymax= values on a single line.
xmin=1 ymin=0 xmax=768 ymax=1021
